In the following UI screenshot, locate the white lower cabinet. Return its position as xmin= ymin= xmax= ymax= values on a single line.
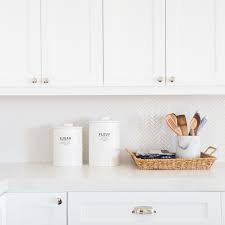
xmin=4 ymin=191 xmax=224 ymax=225
xmin=68 ymin=192 xmax=221 ymax=225
xmin=221 ymin=193 xmax=225 ymax=225
xmin=0 ymin=195 xmax=6 ymax=225
xmin=6 ymin=193 xmax=67 ymax=225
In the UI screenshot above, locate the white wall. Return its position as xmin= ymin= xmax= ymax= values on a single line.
xmin=0 ymin=96 xmax=223 ymax=163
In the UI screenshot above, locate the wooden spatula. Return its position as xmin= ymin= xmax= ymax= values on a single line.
xmin=170 ymin=113 xmax=178 ymax=126
xmin=166 ymin=114 xmax=182 ymax=136
xmin=177 ymin=115 xmax=188 ymax=136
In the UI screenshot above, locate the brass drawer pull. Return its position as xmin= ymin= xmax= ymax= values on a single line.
xmin=132 ymin=206 xmax=156 ymax=215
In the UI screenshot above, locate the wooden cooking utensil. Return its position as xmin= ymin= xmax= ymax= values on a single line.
xmin=177 ymin=115 xmax=189 ymax=136
xmin=193 ymin=112 xmax=201 ymax=135
xmin=170 ymin=113 xmax=178 ymax=126
xmin=166 ymin=114 xmax=182 ymax=136
xmin=189 ymin=118 xmax=198 ymax=136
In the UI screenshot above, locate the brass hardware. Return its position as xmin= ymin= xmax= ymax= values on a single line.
xmin=157 ymin=76 xmax=164 ymax=83
xmin=168 ymin=76 xmax=176 ymax=83
xmin=57 ymin=198 xmax=62 ymax=205
xmin=43 ymin=78 xmax=49 ymax=84
xmin=204 ymin=146 xmax=217 ymax=156
xmin=132 ymin=206 xmax=156 ymax=215
xmin=32 ymin=77 xmax=38 ymax=84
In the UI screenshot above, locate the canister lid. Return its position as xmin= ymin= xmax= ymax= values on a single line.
xmin=54 ymin=123 xmax=82 ymax=129
xmin=63 ymin=123 xmax=74 ymax=127
xmin=89 ymin=116 xmax=119 ymax=124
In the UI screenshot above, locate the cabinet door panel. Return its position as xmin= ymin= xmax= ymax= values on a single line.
xmin=42 ymin=0 xmax=103 ymax=87
xmin=7 ymin=193 xmax=67 ymax=225
xmin=0 ymin=0 xmax=41 ymax=87
xmin=103 ymin=0 xmax=165 ymax=86
xmin=69 ymin=192 xmax=221 ymax=225
xmin=0 ymin=196 xmax=6 ymax=225
xmin=166 ymin=0 xmax=225 ymax=86
xmin=222 ymin=192 xmax=225 ymax=225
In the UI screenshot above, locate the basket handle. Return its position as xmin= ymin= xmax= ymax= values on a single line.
xmin=203 ymin=146 xmax=217 ymax=155
xmin=126 ymin=149 xmax=135 ymax=157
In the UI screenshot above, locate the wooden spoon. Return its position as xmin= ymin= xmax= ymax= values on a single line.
xmin=166 ymin=114 xmax=182 ymax=136
xmin=190 ymin=118 xmax=198 ymax=136
xmin=177 ymin=115 xmax=189 ymax=136
xmin=193 ymin=112 xmax=201 ymax=135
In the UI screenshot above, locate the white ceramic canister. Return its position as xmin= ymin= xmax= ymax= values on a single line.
xmin=176 ymin=136 xmax=201 ymax=159
xmin=89 ymin=117 xmax=120 ymax=166
xmin=53 ymin=123 xmax=83 ymax=166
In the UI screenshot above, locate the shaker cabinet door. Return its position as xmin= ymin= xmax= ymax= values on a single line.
xmin=7 ymin=193 xmax=67 ymax=225
xmin=0 ymin=195 xmax=6 ymax=225
xmin=69 ymin=192 xmax=221 ymax=225
xmin=103 ymin=0 xmax=165 ymax=86
xmin=41 ymin=0 xmax=103 ymax=87
xmin=0 ymin=0 xmax=41 ymax=87
xmin=221 ymin=192 xmax=225 ymax=225
xmin=166 ymin=0 xmax=225 ymax=86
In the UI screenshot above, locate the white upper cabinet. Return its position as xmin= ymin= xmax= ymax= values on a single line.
xmin=0 ymin=0 xmax=41 ymax=87
xmin=166 ymin=0 xmax=225 ymax=86
xmin=103 ymin=0 xmax=165 ymax=86
xmin=1 ymin=0 xmax=225 ymax=93
xmin=41 ymin=0 xmax=103 ymax=87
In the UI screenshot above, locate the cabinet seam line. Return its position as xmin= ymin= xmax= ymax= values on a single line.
xmin=40 ymin=0 xmax=43 ymax=81
xmin=102 ymin=0 xmax=105 ymax=85
xmin=165 ymin=0 xmax=167 ymax=85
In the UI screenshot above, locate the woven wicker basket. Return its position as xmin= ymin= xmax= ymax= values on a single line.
xmin=127 ymin=146 xmax=217 ymax=170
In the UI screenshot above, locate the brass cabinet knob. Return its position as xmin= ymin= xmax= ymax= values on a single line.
xmin=32 ymin=77 xmax=38 ymax=84
xmin=157 ymin=76 xmax=164 ymax=83
xmin=43 ymin=78 xmax=49 ymax=84
xmin=132 ymin=206 xmax=156 ymax=215
xmin=168 ymin=76 xmax=176 ymax=83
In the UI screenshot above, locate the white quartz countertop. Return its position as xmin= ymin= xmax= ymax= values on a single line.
xmin=0 ymin=162 xmax=224 ymax=192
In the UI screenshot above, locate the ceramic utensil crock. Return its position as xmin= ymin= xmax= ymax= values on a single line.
xmin=176 ymin=136 xmax=201 ymax=159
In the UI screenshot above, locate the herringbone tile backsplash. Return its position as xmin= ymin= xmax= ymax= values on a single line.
xmin=0 ymin=96 xmax=223 ymax=163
